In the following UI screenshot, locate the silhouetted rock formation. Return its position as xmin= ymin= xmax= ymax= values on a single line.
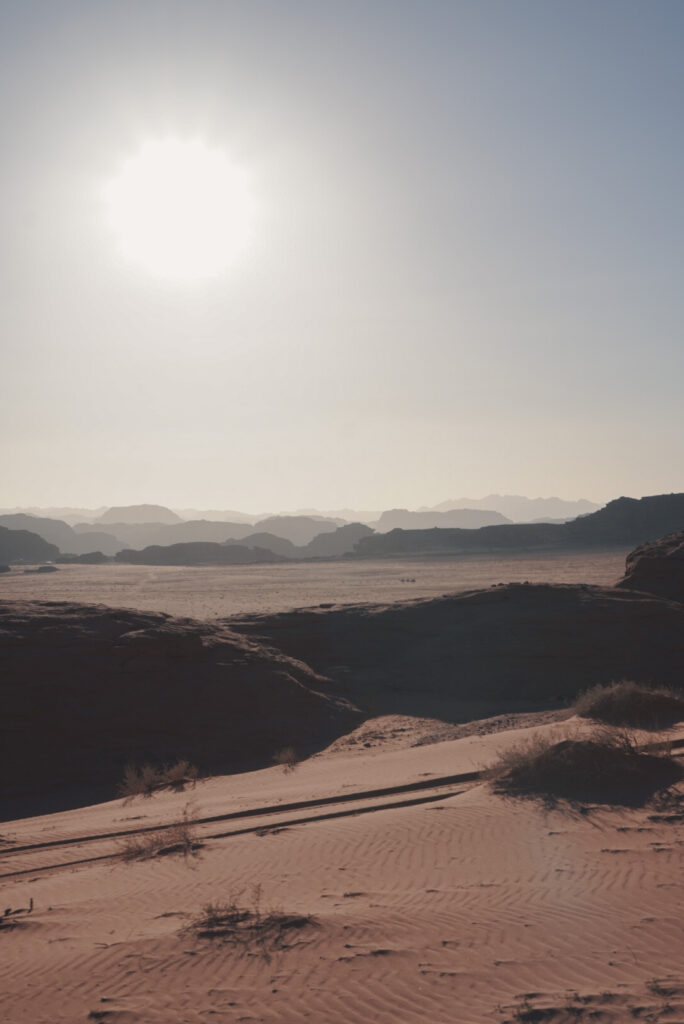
xmin=354 ymin=493 xmax=684 ymax=557
xmin=304 ymin=523 xmax=375 ymax=557
xmin=253 ymin=515 xmax=343 ymax=546
xmin=115 ymin=542 xmax=286 ymax=565
xmin=616 ymin=531 xmax=684 ymax=604
xmin=76 ymin=519 xmax=255 ymax=550
xmin=354 ymin=523 xmax=562 ymax=557
xmin=565 ymin=494 xmax=684 ymax=546
xmin=228 ymin=532 xmax=301 ymax=559
xmin=431 ymin=494 xmax=600 ymax=522
xmin=56 ymin=551 xmax=111 ymax=564
xmin=231 ymin=582 xmax=684 ymax=722
xmin=0 ymin=526 xmax=60 ymax=564
xmin=373 ymin=509 xmax=510 ymax=531
xmin=96 ymin=504 xmax=183 ymax=525
xmin=0 ymin=514 xmax=120 ymax=556
xmin=1 ymin=600 xmax=360 ymax=818
xmin=218 ymin=524 xmax=375 ymax=560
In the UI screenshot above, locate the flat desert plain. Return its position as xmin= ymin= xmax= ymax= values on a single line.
xmin=0 ymin=548 xmax=628 ymax=618
xmin=2 ymin=715 xmax=684 ymax=1023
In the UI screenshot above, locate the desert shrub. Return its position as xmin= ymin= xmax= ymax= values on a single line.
xmin=118 ymin=759 xmax=198 ymax=799
xmin=191 ymin=884 xmax=315 ymax=954
xmin=490 ymin=732 xmax=683 ymax=805
xmin=576 ymin=681 xmax=684 ymax=730
xmin=120 ymin=805 xmax=202 ymax=861
xmin=273 ymin=746 xmax=299 ymax=773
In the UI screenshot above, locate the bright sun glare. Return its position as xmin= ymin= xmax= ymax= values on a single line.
xmin=104 ymin=139 xmax=254 ymax=280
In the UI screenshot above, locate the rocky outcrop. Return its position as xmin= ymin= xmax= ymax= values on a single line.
xmin=0 ymin=526 xmax=60 ymax=564
xmin=566 ymin=494 xmax=684 ymax=546
xmin=616 ymin=531 xmax=684 ymax=604
xmin=115 ymin=542 xmax=286 ymax=565
xmin=1 ymin=600 xmax=360 ymax=818
xmin=231 ymin=583 xmax=684 ymax=722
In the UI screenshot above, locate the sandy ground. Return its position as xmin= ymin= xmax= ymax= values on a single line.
xmin=3 ymin=714 xmax=683 ymax=1024
xmin=0 ymin=549 xmax=629 ymax=619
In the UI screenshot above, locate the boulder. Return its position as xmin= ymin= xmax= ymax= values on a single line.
xmin=616 ymin=531 xmax=684 ymax=604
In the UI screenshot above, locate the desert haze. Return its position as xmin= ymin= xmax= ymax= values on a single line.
xmin=3 ymin=1 xmax=684 ymax=1021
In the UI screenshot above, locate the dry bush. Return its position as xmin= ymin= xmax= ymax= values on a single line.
xmin=272 ymin=746 xmax=299 ymax=774
xmin=120 ymin=805 xmax=202 ymax=861
xmin=490 ymin=731 xmax=683 ymax=806
xmin=118 ymin=759 xmax=199 ymax=799
xmin=576 ymin=680 xmax=684 ymax=730
xmin=191 ymin=884 xmax=315 ymax=955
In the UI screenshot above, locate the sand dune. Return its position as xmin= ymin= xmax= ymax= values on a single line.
xmin=2 ymin=717 xmax=683 ymax=1023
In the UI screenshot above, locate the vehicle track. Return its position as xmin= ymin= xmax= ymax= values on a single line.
xmin=0 ymin=770 xmax=481 ymax=880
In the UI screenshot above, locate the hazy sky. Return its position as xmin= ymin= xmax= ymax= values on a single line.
xmin=2 ymin=0 xmax=683 ymax=511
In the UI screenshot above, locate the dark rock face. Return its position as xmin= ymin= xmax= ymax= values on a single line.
xmin=566 ymin=494 xmax=684 ymax=546
xmin=1 ymin=600 xmax=360 ymax=819
xmin=115 ymin=542 xmax=286 ymax=566
xmin=616 ymin=531 xmax=684 ymax=604
xmin=231 ymin=583 xmax=684 ymax=722
xmin=0 ymin=526 xmax=59 ymax=564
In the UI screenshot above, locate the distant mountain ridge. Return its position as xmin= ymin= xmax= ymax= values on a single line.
xmin=354 ymin=494 xmax=684 ymax=558
xmin=373 ymin=508 xmax=510 ymax=531
xmin=428 ymin=494 xmax=600 ymax=522
xmin=96 ymin=504 xmax=183 ymax=525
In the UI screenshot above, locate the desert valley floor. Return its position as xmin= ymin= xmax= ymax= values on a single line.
xmin=0 ymin=549 xmax=628 ymax=618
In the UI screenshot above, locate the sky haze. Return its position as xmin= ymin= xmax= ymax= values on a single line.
xmin=2 ymin=1 xmax=683 ymax=510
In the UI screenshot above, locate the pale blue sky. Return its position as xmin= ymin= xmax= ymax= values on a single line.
xmin=1 ymin=1 xmax=682 ymax=510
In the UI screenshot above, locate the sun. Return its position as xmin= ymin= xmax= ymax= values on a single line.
xmin=103 ymin=139 xmax=255 ymax=280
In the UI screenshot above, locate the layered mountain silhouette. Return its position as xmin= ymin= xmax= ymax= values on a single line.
xmin=428 ymin=494 xmax=600 ymax=522
xmin=0 ymin=514 xmax=120 ymax=556
xmin=372 ymin=508 xmax=510 ymax=531
xmin=115 ymin=523 xmax=375 ymax=565
xmin=3 ymin=494 xmax=683 ymax=566
xmin=354 ymin=494 xmax=684 ymax=558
